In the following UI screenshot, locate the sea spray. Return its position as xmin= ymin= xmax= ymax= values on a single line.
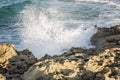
xmin=19 ymin=0 xmax=120 ymax=58
xmin=20 ymin=4 xmax=97 ymax=58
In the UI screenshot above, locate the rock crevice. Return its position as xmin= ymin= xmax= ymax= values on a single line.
xmin=0 ymin=25 xmax=120 ymax=80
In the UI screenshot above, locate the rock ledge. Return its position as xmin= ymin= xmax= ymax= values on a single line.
xmin=0 ymin=25 xmax=120 ymax=80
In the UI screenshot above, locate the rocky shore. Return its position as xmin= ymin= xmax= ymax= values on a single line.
xmin=0 ymin=25 xmax=120 ymax=80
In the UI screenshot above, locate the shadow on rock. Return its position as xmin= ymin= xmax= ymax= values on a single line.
xmin=0 ymin=44 xmax=37 ymax=80
xmin=91 ymin=25 xmax=120 ymax=49
xmin=21 ymin=47 xmax=120 ymax=80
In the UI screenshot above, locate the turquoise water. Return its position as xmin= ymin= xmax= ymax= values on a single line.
xmin=0 ymin=0 xmax=120 ymax=58
xmin=0 ymin=1 xmax=29 ymax=47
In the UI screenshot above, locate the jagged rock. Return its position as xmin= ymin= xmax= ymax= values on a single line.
xmin=84 ymin=48 xmax=120 ymax=80
xmin=62 ymin=47 xmax=85 ymax=57
xmin=0 ymin=44 xmax=37 ymax=80
xmin=85 ymin=48 xmax=119 ymax=72
xmin=21 ymin=52 xmax=89 ymax=80
xmin=21 ymin=58 xmax=81 ymax=80
xmin=21 ymin=48 xmax=120 ymax=80
xmin=0 ymin=25 xmax=120 ymax=80
xmin=0 ymin=73 xmax=6 ymax=80
xmin=91 ymin=25 xmax=120 ymax=48
xmin=0 ymin=44 xmax=17 ymax=68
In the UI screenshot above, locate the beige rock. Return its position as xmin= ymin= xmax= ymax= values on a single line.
xmin=22 ymin=47 xmax=120 ymax=80
xmin=0 ymin=44 xmax=37 ymax=80
xmin=0 ymin=73 xmax=6 ymax=80
xmin=1 ymin=25 xmax=120 ymax=80
xmin=0 ymin=44 xmax=17 ymax=68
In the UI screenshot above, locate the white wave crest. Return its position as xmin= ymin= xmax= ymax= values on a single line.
xmin=18 ymin=0 xmax=120 ymax=58
xmin=20 ymin=5 xmax=97 ymax=58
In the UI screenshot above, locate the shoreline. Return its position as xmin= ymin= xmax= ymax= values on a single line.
xmin=0 ymin=25 xmax=120 ymax=80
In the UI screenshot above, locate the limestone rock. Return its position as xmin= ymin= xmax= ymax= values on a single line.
xmin=0 ymin=73 xmax=6 ymax=80
xmin=0 ymin=25 xmax=120 ymax=80
xmin=0 ymin=44 xmax=37 ymax=80
xmin=0 ymin=44 xmax=17 ymax=68
xmin=21 ymin=58 xmax=81 ymax=80
xmin=21 ymin=47 xmax=120 ymax=80
xmin=84 ymin=48 xmax=120 ymax=80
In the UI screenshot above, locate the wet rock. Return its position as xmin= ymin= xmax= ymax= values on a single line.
xmin=62 ymin=47 xmax=85 ymax=57
xmin=91 ymin=25 xmax=120 ymax=49
xmin=40 ymin=54 xmax=51 ymax=60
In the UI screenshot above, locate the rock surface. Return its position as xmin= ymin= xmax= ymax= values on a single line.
xmin=0 ymin=25 xmax=120 ymax=80
xmin=0 ymin=73 xmax=6 ymax=80
xmin=0 ymin=44 xmax=37 ymax=80
xmin=21 ymin=48 xmax=120 ymax=80
xmin=91 ymin=25 xmax=120 ymax=49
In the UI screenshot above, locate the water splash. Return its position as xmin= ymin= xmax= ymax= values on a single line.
xmin=5 ymin=0 xmax=120 ymax=58
xmin=20 ymin=2 xmax=97 ymax=58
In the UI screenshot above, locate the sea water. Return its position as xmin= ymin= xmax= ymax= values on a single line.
xmin=0 ymin=0 xmax=120 ymax=58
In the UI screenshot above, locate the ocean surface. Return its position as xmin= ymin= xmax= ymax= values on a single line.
xmin=0 ymin=0 xmax=120 ymax=58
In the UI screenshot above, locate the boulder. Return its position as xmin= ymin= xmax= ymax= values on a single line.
xmin=22 ymin=48 xmax=120 ymax=80
xmin=0 ymin=44 xmax=37 ymax=80
xmin=0 ymin=25 xmax=120 ymax=80
xmin=0 ymin=44 xmax=17 ymax=68
xmin=91 ymin=25 xmax=120 ymax=48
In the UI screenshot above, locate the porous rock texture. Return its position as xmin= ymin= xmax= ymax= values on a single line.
xmin=21 ymin=25 xmax=120 ymax=80
xmin=0 ymin=25 xmax=120 ymax=80
xmin=21 ymin=48 xmax=120 ymax=80
xmin=0 ymin=44 xmax=37 ymax=80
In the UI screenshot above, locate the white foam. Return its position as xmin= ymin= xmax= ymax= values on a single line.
xmin=76 ymin=0 xmax=120 ymax=7
xmin=19 ymin=4 xmax=97 ymax=58
xmin=18 ymin=0 xmax=120 ymax=58
xmin=75 ymin=0 xmax=109 ymax=3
